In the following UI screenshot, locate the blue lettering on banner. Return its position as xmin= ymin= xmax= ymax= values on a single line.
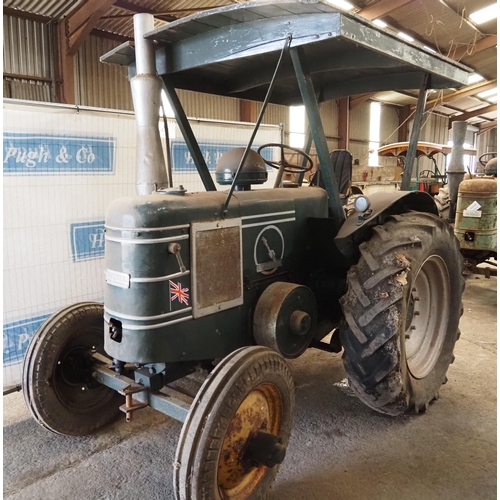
xmin=171 ymin=141 xmax=273 ymax=172
xmin=3 ymin=314 xmax=51 ymax=366
xmin=70 ymin=221 xmax=106 ymax=262
xmin=3 ymin=133 xmax=116 ymax=174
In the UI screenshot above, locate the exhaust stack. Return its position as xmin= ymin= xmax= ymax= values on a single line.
xmin=447 ymin=121 xmax=467 ymax=220
xmin=131 ymin=14 xmax=169 ymax=195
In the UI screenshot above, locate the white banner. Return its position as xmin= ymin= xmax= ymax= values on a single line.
xmin=3 ymin=99 xmax=281 ymax=389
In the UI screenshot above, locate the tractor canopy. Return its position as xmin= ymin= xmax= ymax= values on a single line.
xmin=102 ymin=0 xmax=471 ymax=105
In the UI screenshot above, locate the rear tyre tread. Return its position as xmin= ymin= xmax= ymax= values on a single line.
xmin=339 ymin=212 xmax=464 ymax=416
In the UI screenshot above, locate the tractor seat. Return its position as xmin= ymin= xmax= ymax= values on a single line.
xmin=310 ymin=149 xmax=353 ymax=199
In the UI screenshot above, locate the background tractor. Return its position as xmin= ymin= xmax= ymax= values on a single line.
xmin=22 ymin=2 xmax=469 ymax=499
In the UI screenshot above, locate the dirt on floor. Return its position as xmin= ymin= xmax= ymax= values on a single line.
xmin=3 ymin=276 xmax=497 ymax=500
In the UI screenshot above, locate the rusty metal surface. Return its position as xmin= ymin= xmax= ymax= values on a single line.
xmin=454 ymin=179 xmax=497 ymax=253
xmin=458 ymin=178 xmax=497 ymax=193
xmin=218 ymin=382 xmax=281 ymax=496
xmin=194 ymin=224 xmax=242 ymax=310
xmin=253 ymin=282 xmax=317 ymax=358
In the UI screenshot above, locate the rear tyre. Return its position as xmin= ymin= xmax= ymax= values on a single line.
xmin=22 ymin=302 xmax=121 ymax=435
xmin=339 ymin=212 xmax=464 ymax=415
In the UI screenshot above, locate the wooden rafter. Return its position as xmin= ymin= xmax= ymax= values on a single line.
xmin=478 ymin=120 xmax=497 ymax=133
xmin=3 ymin=7 xmax=51 ymax=23
xmin=90 ymin=28 xmax=132 ymax=43
xmin=350 ymin=93 xmax=374 ymax=108
xmin=114 ymin=0 xmax=177 ymax=22
xmin=449 ymin=35 xmax=497 ymax=62
xmin=66 ymin=0 xmax=118 ymax=56
xmin=358 ymin=0 xmax=412 ymax=21
xmin=418 ymin=80 xmax=497 ymax=111
xmin=449 ymin=104 xmax=497 ymax=124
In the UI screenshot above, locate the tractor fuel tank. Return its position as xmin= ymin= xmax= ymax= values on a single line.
xmin=103 ymin=187 xmax=328 ymax=364
xmin=454 ymin=177 xmax=497 ymax=252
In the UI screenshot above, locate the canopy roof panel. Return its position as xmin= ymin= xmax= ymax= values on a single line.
xmin=102 ymin=0 xmax=471 ymax=106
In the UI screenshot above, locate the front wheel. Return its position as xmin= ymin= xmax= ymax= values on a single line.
xmin=22 ymin=302 xmax=121 ymax=435
xmin=174 ymin=346 xmax=295 ymax=500
xmin=339 ymin=212 xmax=464 ymax=415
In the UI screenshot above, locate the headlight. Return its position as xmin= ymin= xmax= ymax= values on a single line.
xmin=354 ymin=195 xmax=371 ymax=212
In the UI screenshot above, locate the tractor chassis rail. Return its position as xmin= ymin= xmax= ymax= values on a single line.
xmin=91 ymin=352 xmax=191 ymax=423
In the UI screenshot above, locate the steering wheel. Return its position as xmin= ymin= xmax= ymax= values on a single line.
xmin=257 ymin=143 xmax=313 ymax=174
xmin=479 ymin=152 xmax=497 ymax=166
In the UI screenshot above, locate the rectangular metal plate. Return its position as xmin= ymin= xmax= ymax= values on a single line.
xmin=106 ymin=269 xmax=131 ymax=289
xmin=463 ymin=210 xmax=482 ymax=218
xmin=191 ymin=218 xmax=243 ymax=318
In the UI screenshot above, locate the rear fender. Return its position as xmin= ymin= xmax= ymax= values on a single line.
xmin=335 ymin=191 xmax=439 ymax=262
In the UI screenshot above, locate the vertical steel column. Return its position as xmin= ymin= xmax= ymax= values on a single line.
xmin=401 ymin=73 xmax=429 ymax=191
xmin=447 ymin=121 xmax=468 ymax=220
xmin=161 ymin=77 xmax=217 ymax=192
xmin=290 ymin=47 xmax=345 ymax=231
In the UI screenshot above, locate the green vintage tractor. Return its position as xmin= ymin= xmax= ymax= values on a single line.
xmin=454 ymin=152 xmax=497 ymax=277
xmin=22 ymin=2 xmax=469 ymax=499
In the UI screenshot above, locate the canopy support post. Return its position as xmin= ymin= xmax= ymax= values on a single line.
xmin=161 ymin=77 xmax=217 ymax=192
xmin=401 ymin=73 xmax=429 ymax=191
xmin=290 ymin=46 xmax=345 ymax=232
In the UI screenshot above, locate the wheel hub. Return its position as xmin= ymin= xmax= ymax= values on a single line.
xmin=217 ymin=383 xmax=282 ymax=499
xmin=60 ymin=347 xmax=94 ymax=386
xmin=404 ymin=255 xmax=451 ymax=379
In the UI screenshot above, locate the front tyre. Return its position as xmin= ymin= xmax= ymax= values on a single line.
xmin=174 ymin=346 xmax=295 ymax=500
xmin=22 ymin=302 xmax=121 ymax=435
xmin=339 ymin=212 xmax=464 ymax=415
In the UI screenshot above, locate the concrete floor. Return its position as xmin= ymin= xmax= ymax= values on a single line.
xmin=4 ymin=276 xmax=497 ymax=500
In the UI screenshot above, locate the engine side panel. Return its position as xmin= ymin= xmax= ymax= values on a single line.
xmin=104 ymin=187 xmax=328 ymax=363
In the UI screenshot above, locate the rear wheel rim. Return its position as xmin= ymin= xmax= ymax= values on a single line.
xmin=405 ymin=255 xmax=450 ymax=379
xmin=217 ymin=383 xmax=282 ymax=500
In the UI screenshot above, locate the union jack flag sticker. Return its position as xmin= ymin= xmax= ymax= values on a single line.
xmin=169 ymin=280 xmax=190 ymax=306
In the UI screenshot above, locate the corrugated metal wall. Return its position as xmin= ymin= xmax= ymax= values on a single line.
xmin=380 ymin=105 xmax=399 ymax=146
xmin=3 ymin=14 xmax=53 ymax=101
xmin=419 ymin=112 xmax=450 ymax=144
xmin=75 ymin=35 xmax=133 ymax=110
xmin=410 ymin=112 xmax=450 ymax=173
xmin=476 ymin=127 xmax=497 ymax=172
xmin=178 ymin=90 xmax=239 ymax=121
xmin=349 ymin=101 xmax=370 ymax=165
xmin=320 ymin=100 xmax=339 ymax=151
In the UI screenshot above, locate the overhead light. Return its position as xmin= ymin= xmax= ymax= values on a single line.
xmin=477 ymin=87 xmax=497 ymax=99
xmin=325 ymin=0 xmax=355 ymax=10
xmin=469 ymin=4 xmax=497 ymax=25
xmin=468 ymin=73 xmax=485 ymax=85
xmin=373 ymin=19 xmax=387 ymax=28
xmin=398 ymin=32 xmax=414 ymax=42
xmin=423 ymin=45 xmax=437 ymax=53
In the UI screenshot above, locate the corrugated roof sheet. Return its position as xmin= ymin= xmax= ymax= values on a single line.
xmin=4 ymin=0 xmax=86 ymax=18
xmin=387 ymin=1 xmax=479 ymax=51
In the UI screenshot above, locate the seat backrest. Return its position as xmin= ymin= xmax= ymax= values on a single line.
xmin=310 ymin=149 xmax=353 ymax=197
